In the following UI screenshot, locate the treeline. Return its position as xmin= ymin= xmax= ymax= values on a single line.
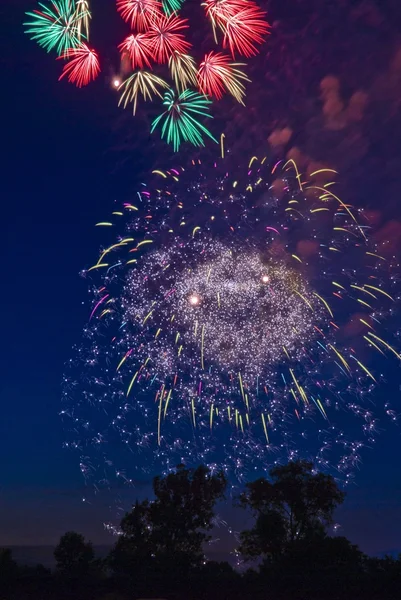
xmin=1 ymin=461 xmax=401 ymax=600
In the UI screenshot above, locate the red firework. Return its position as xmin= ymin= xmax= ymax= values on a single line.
xmin=116 ymin=0 xmax=162 ymax=32
xmin=221 ymin=5 xmax=269 ymax=57
xmin=59 ymin=44 xmax=100 ymax=87
xmin=202 ymin=0 xmax=247 ymax=23
xmin=148 ymin=13 xmax=191 ymax=64
xmin=198 ymin=51 xmax=231 ymax=99
xmin=197 ymin=51 xmax=249 ymax=104
xmin=119 ymin=33 xmax=156 ymax=70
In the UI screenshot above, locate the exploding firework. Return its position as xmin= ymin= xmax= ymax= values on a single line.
xmin=24 ymin=0 xmax=83 ymax=54
xmin=118 ymin=70 xmax=169 ymax=115
xmin=162 ymin=0 xmax=184 ymax=16
xmin=59 ymin=43 xmax=100 ymax=87
xmin=63 ymin=148 xmax=400 ymax=494
xmin=197 ymin=51 xmax=250 ymax=104
xmin=221 ymin=6 xmax=270 ymax=58
xmin=169 ymin=51 xmax=198 ymax=93
xmin=125 ymin=244 xmax=319 ymax=379
xmin=116 ymin=0 xmax=162 ymax=31
xmin=151 ymin=89 xmax=217 ymax=151
xmin=119 ymin=33 xmax=156 ymax=70
xmin=147 ymin=13 xmax=191 ymax=64
xmin=203 ymin=0 xmax=268 ymax=53
xmin=25 ymin=0 xmax=269 ymax=150
xmin=74 ymin=0 xmax=91 ymax=40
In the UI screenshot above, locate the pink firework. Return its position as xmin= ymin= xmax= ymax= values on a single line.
xmin=119 ymin=33 xmax=156 ymax=69
xmin=59 ymin=44 xmax=100 ymax=87
xmin=116 ymin=0 xmax=162 ymax=32
xmin=148 ymin=13 xmax=191 ymax=64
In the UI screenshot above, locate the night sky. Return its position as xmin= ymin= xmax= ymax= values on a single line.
xmin=1 ymin=0 xmax=401 ymax=557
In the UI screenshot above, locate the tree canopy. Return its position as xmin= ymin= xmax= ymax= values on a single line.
xmin=239 ymin=460 xmax=345 ymax=560
xmin=110 ymin=464 xmax=227 ymax=581
xmin=54 ymin=531 xmax=97 ymax=578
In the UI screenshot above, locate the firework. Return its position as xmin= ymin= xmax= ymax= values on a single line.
xmin=147 ymin=13 xmax=191 ymax=64
xmin=59 ymin=44 xmax=100 ymax=87
xmin=202 ymin=0 xmax=257 ymax=43
xmin=125 ymin=245 xmax=319 ymax=378
xmin=169 ymin=51 xmax=198 ymax=93
xmin=162 ymin=0 xmax=185 ymax=16
xmin=63 ymin=152 xmax=399 ymax=492
xmin=151 ymin=89 xmax=217 ymax=151
xmin=74 ymin=0 xmax=91 ymax=40
xmin=202 ymin=0 xmax=248 ymax=26
xmin=221 ymin=5 xmax=270 ymax=57
xmin=116 ymin=0 xmax=162 ymax=31
xmin=119 ymin=71 xmax=169 ymax=115
xmin=25 ymin=0 xmax=269 ymax=148
xmin=119 ymin=33 xmax=156 ymax=70
xmin=197 ymin=51 xmax=250 ymax=104
xmin=24 ymin=0 xmax=83 ymax=55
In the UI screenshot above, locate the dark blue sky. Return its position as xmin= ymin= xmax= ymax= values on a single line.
xmin=1 ymin=0 xmax=401 ymax=555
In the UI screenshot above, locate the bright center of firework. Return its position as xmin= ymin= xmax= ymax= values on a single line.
xmin=113 ymin=78 xmax=121 ymax=88
xmin=124 ymin=241 xmax=321 ymax=379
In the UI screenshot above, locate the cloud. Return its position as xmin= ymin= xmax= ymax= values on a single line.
xmin=374 ymin=220 xmax=401 ymax=254
xmin=296 ymin=239 xmax=319 ymax=258
xmin=268 ymin=126 xmax=293 ymax=148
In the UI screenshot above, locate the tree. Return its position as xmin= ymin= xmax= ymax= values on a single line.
xmin=149 ymin=464 xmax=227 ymax=560
xmin=249 ymin=534 xmax=366 ymax=600
xmin=110 ymin=464 xmax=227 ymax=583
xmin=54 ymin=531 xmax=98 ymax=579
xmin=109 ymin=499 xmax=153 ymax=577
xmin=0 ymin=548 xmax=18 ymax=587
xmin=191 ymin=561 xmax=241 ymax=600
xmin=238 ymin=460 xmax=345 ymax=560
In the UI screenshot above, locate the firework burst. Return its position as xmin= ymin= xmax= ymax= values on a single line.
xmin=116 ymin=0 xmax=162 ymax=31
xmin=25 ymin=0 xmax=269 ymax=149
xmin=162 ymin=0 xmax=185 ymax=16
xmin=74 ymin=0 xmax=91 ymax=40
xmin=151 ymin=89 xmax=217 ymax=150
xmin=24 ymin=0 xmax=83 ymax=55
xmin=197 ymin=51 xmax=250 ymax=104
xmin=147 ymin=13 xmax=191 ymax=64
xmin=63 ymin=151 xmax=400 ymax=490
xmin=169 ymin=51 xmax=198 ymax=93
xmin=119 ymin=33 xmax=156 ymax=70
xmin=202 ymin=0 xmax=247 ymax=26
xmin=59 ymin=43 xmax=100 ymax=87
xmin=119 ymin=71 xmax=169 ymax=114
xmin=221 ymin=5 xmax=270 ymax=57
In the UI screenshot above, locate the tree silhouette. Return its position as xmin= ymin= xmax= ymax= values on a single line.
xmin=3 ymin=460 xmax=401 ymax=600
xmin=110 ymin=464 xmax=227 ymax=586
xmin=239 ymin=460 xmax=345 ymax=560
xmin=258 ymin=534 xmax=366 ymax=599
xmin=191 ymin=560 xmax=241 ymax=600
xmin=109 ymin=499 xmax=153 ymax=577
xmin=54 ymin=531 xmax=98 ymax=579
xmin=0 ymin=548 xmax=18 ymax=589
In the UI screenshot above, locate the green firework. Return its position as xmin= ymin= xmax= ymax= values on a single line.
xmin=162 ymin=0 xmax=185 ymax=16
xmin=151 ymin=89 xmax=217 ymax=152
xmin=24 ymin=0 xmax=85 ymax=55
